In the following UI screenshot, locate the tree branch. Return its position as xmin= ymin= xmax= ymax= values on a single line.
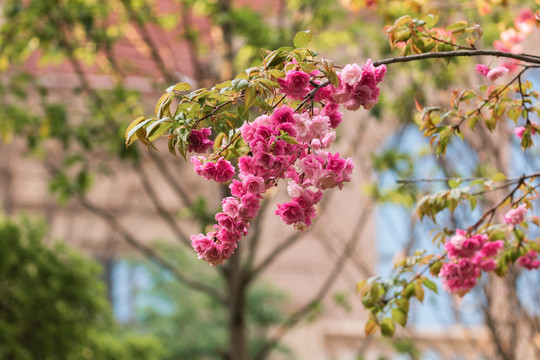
xmin=253 ymin=200 xmax=373 ymax=360
xmin=74 ymin=192 xmax=225 ymax=302
xmin=242 ymin=197 xmax=271 ymax=275
xmin=147 ymin=150 xmax=194 ymax=208
xmin=133 ymin=161 xmax=192 ymax=247
xmin=373 ymin=50 xmax=540 ymax=67
xmin=120 ymin=0 xmax=176 ymax=84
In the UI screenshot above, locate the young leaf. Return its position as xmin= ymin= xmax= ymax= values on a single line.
xmin=244 ymin=85 xmax=257 ymax=111
xmin=423 ymin=14 xmax=439 ymax=28
xmin=365 ymin=317 xmax=378 ymax=336
xmin=294 ymin=30 xmax=312 ymax=48
xmin=415 ymin=281 xmax=425 ymax=302
xmin=391 ymin=308 xmax=408 ymax=327
xmin=422 ymin=277 xmax=438 ymax=293
xmin=381 ymin=318 xmax=395 ymax=337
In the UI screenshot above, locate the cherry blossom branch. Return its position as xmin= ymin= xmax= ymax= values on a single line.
xmin=468 ymin=177 xmax=526 ymax=232
xmin=294 ymin=80 xmax=330 ymax=112
xmin=372 ymin=49 xmax=540 ymax=67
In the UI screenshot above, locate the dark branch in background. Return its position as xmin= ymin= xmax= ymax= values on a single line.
xmin=243 ymin=198 xmax=271 ymax=274
xmin=120 ymin=0 xmax=176 ymax=84
xmin=479 ymin=281 xmax=513 ymax=360
xmin=147 ymin=150 xmax=194 ymax=207
xmin=76 ymin=192 xmax=225 ymax=302
xmin=179 ymin=0 xmax=205 ymax=82
xmin=41 ymin=155 xmax=225 ymax=302
xmin=134 ymin=161 xmax=192 ymax=247
xmin=44 ymin=10 xmax=226 ymax=301
xmin=253 ymin=200 xmax=373 ymax=360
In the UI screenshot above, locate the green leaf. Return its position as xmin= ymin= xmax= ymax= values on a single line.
xmin=381 ymin=318 xmax=395 ymax=337
xmin=232 ymin=78 xmax=250 ymax=90
xmin=357 ymin=280 xmax=367 ymax=294
xmin=172 ymin=82 xmax=191 ymax=92
xmin=396 ymin=298 xmax=410 ymax=313
xmin=469 ymin=196 xmax=477 ymax=211
xmin=394 ymin=15 xmax=412 ymax=27
xmin=391 ymin=308 xmax=408 ymax=327
xmin=147 ymin=118 xmax=173 ymax=142
xmin=255 ymin=98 xmax=274 ymax=113
xmin=294 ymin=30 xmax=312 ymax=48
xmin=364 ymin=317 xmax=378 ymax=336
xmin=491 ymin=172 xmax=507 ymax=182
xmin=423 ymin=14 xmax=439 ymax=28
xmin=403 ymin=283 xmax=415 ymax=298
xmin=430 ymin=260 xmax=443 ymax=276
xmin=446 ymin=20 xmax=468 ymax=32
xmin=126 ymin=118 xmax=152 ymax=146
xmin=267 ymin=69 xmax=285 ymax=78
xmin=244 ymin=85 xmax=257 ymax=111
xmin=415 ymin=281 xmax=425 ymax=302
xmin=422 ymin=278 xmax=438 ymax=294
xmin=448 ymin=178 xmax=461 ymax=188
xmin=125 ymin=116 xmax=147 ymax=145
xmin=394 ymin=29 xmax=411 ymax=42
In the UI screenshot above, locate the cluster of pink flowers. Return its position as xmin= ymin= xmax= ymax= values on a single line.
xmin=190 ymin=103 xmax=355 ymax=265
xmin=503 ymin=204 xmax=528 ymax=225
xmin=517 ymin=250 xmax=540 ymax=270
xmin=439 ymin=229 xmax=503 ymax=295
xmin=189 ymin=60 xmax=386 ymax=265
xmin=493 ymin=8 xmax=537 ymax=71
xmin=475 ymin=64 xmax=508 ymax=82
xmin=191 ymin=156 xmax=235 ymax=183
xmin=331 ymin=60 xmax=386 ymax=111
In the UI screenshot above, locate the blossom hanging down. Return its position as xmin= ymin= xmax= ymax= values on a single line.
xmin=187 ymin=60 xmax=386 ymax=265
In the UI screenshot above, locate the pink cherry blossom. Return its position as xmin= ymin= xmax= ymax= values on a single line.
xmin=517 ymin=250 xmax=540 ymax=270
xmin=188 ymin=127 xmax=214 ymax=153
xmin=486 ymin=66 xmax=509 ymax=81
xmin=222 ymin=197 xmax=241 ymax=217
xmin=479 ymin=240 xmax=504 ymax=257
xmin=271 ymin=105 xmax=295 ymax=124
xmin=191 ymin=156 xmax=216 ymax=181
xmin=191 ymin=233 xmax=215 ymax=258
xmin=503 ymin=204 xmax=528 ymax=225
xmin=321 ymin=103 xmax=343 ymax=128
xmin=214 ymin=158 xmax=235 ymax=183
xmin=439 ymin=258 xmax=480 ymax=295
xmin=475 ymin=64 xmax=490 ymax=76
xmin=514 ymin=126 xmax=526 ymax=139
xmin=275 ymin=201 xmax=305 ymax=225
xmin=341 ymin=63 xmax=363 ymax=86
xmin=201 ymin=242 xmax=224 ymax=266
xmin=514 ymin=9 xmax=536 ymax=34
xmin=277 ymin=70 xmax=311 ymax=100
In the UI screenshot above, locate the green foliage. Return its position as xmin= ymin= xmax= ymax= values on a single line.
xmin=0 ymin=215 xmax=163 ymax=360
